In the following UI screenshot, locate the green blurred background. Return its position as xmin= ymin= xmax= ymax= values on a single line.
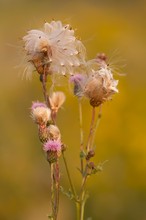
xmin=0 ymin=0 xmax=146 ymax=219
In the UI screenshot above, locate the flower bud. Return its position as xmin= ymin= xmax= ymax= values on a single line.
xmin=88 ymin=161 xmax=96 ymax=170
xmin=48 ymin=124 xmax=61 ymax=141
xmin=86 ymin=149 xmax=95 ymax=160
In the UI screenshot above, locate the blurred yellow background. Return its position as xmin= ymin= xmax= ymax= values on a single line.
xmin=0 ymin=0 xmax=146 ymax=219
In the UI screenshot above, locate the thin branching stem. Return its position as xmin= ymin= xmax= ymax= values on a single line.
xmin=79 ymin=164 xmax=88 ymax=199
xmin=62 ymin=151 xmax=77 ymax=202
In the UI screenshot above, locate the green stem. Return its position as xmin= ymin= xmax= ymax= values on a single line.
xmin=77 ymin=164 xmax=88 ymax=220
xmin=80 ymin=196 xmax=85 ymax=220
xmin=76 ymin=194 xmax=86 ymax=220
xmin=62 ymin=152 xmax=77 ymax=201
xmin=76 ymin=202 xmax=80 ymax=220
xmin=79 ymin=164 xmax=88 ymax=200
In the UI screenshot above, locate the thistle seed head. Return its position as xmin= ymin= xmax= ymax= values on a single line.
xmin=84 ymin=65 xmax=118 ymax=107
xmin=31 ymin=104 xmax=51 ymax=125
xmin=23 ymin=20 xmax=86 ymax=77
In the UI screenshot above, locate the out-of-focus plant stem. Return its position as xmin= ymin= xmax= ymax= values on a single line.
xmin=78 ymin=99 xmax=84 ymax=174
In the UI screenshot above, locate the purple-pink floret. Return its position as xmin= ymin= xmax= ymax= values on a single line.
xmin=31 ymin=101 xmax=47 ymax=110
xmin=43 ymin=140 xmax=61 ymax=152
xmin=70 ymin=74 xmax=84 ymax=83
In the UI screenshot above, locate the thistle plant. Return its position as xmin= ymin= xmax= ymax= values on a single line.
xmin=22 ymin=20 xmax=119 ymax=220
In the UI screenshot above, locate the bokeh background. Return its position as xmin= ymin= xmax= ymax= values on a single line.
xmin=0 ymin=0 xmax=146 ymax=219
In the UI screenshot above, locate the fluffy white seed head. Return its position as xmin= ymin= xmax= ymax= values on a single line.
xmin=23 ymin=20 xmax=86 ymax=77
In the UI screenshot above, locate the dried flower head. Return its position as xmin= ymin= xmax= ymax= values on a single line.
xmin=48 ymin=124 xmax=61 ymax=141
xmin=84 ymin=65 xmax=118 ymax=107
xmin=23 ymin=20 xmax=86 ymax=77
xmin=43 ymin=140 xmax=62 ymax=163
xmin=49 ymin=91 xmax=66 ymax=113
xmin=31 ymin=104 xmax=51 ymax=125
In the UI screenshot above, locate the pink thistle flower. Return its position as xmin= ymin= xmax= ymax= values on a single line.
xmin=43 ymin=140 xmax=61 ymax=152
xmin=43 ymin=140 xmax=62 ymax=163
xmin=70 ymin=74 xmax=85 ymax=83
xmin=70 ymin=74 xmax=86 ymax=98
